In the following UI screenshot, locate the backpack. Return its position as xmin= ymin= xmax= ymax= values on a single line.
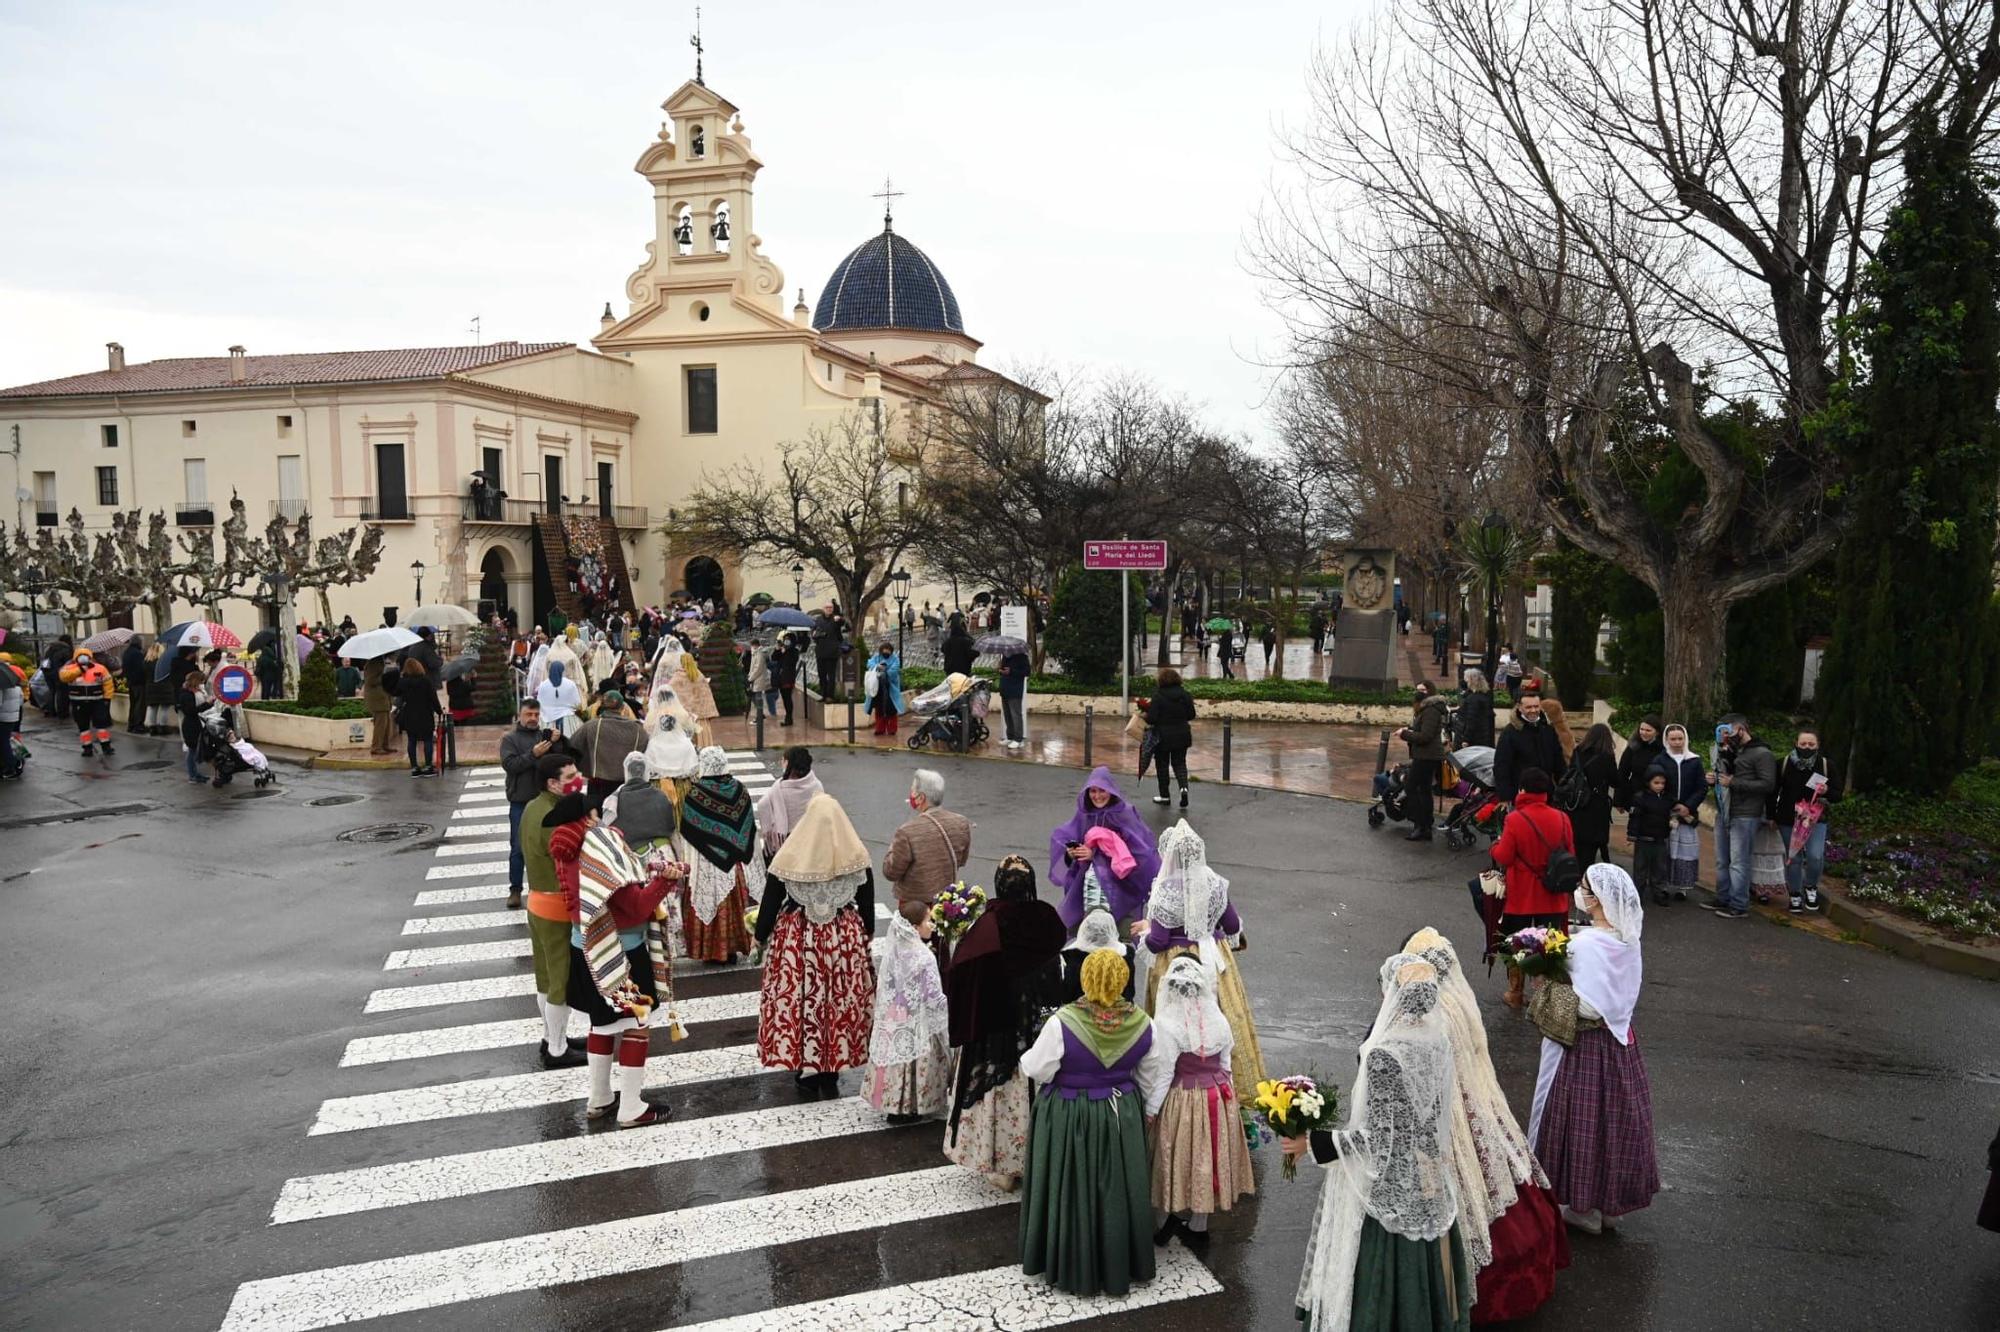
xmin=1522 ymin=811 xmax=1583 ymax=896
xmin=1552 ymin=761 xmax=1591 ymax=813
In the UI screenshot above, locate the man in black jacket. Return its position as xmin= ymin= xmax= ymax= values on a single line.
xmin=1493 ymin=692 xmax=1566 ymax=803
xmin=940 ymin=623 xmax=978 ymax=677
xmin=120 ymin=637 xmax=149 ymax=734
xmin=498 ymin=698 xmax=558 ymax=909
xmin=1713 ymin=714 xmax=1778 ymax=918
xmin=811 ymin=606 xmax=846 ymax=701
xmin=1397 ymin=681 xmax=1451 ymax=840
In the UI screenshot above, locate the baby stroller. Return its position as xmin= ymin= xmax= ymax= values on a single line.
xmin=905 ymin=675 xmax=992 ymax=751
xmin=1439 ymin=744 xmax=1498 ymax=850
xmin=1367 ymin=760 xmax=1413 ymax=828
xmin=199 ymin=702 xmax=278 ymax=788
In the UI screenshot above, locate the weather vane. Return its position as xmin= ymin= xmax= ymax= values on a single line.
xmin=873 ymin=176 xmax=904 ymax=229
xmin=690 ymin=7 xmax=704 ymax=85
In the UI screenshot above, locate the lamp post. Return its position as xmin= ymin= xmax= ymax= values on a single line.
xmin=1480 ymin=511 xmax=1507 ymax=681
xmin=411 ymin=559 xmax=426 ymax=606
xmin=265 ymin=568 xmax=298 ymax=701
xmin=790 ymin=562 xmax=804 ymax=610
xmin=891 ymin=567 xmax=911 ymax=660
xmin=23 ymin=562 xmax=44 ymax=656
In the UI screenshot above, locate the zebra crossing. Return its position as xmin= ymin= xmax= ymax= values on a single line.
xmin=218 ymin=755 xmax=1225 ymax=1330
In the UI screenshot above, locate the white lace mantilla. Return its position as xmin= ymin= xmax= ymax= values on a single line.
xmin=786 ymin=870 xmax=866 ymax=924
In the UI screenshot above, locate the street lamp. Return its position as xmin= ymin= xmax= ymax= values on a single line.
xmin=1480 ymin=511 xmax=1507 ymax=681
xmin=790 ymin=561 xmax=804 ymax=609
xmin=891 ymin=567 xmax=911 ymax=659
xmin=23 ymin=562 xmax=44 ymax=654
xmin=411 ymin=559 xmax=427 ymax=606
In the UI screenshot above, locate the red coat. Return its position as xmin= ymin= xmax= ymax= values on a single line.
xmin=1490 ymin=791 xmax=1575 ymax=917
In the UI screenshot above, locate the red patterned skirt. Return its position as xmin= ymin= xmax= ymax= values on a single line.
xmin=757 ymin=908 xmax=875 ymax=1072
xmin=1473 ymin=1181 xmax=1569 ymax=1323
xmin=681 ymin=875 xmax=753 ymax=962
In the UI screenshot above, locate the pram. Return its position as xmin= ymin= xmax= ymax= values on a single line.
xmin=1367 ymin=741 xmax=1500 ymax=851
xmin=905 ymin=675 xmax=992 ymax=751
xmin=199 ymin=702 xmax=277 ymax=787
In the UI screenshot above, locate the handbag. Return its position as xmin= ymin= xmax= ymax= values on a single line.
xmin=1124 ymin=707 xmax=1147 ymax=740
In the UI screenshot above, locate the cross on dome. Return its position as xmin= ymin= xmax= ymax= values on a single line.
xmin=873 ymin=177 xmax=904 ymax=231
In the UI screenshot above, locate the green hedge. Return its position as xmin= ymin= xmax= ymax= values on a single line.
xmin=247 ymin=699 xmax=369 ymax=719
xmin=898 ymin=665 xmax=1416 ymax=708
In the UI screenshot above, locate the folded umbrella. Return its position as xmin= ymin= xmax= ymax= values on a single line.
xmin=330 ymin=626 xmax=421 ymax=661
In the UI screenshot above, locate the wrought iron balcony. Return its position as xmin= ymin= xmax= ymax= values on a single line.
xmin=175 ymin=502 xmax=215 ymax=527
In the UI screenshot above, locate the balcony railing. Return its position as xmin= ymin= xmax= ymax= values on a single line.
xmin=35 ymin=509 xmax=58 ymax=527
xmin=462 ymin=495 xmax=539 ymax=524
xmin=269 ymin=498 xmax=308 ymax=522
xmin=609 ymin=504 xmax=649 ymax=530
xmin=357 ymin=496 xmax=411 ymax=521
xmin=175 ymin=502 xmax=215 ymax=526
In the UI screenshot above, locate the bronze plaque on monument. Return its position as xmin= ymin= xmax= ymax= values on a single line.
xmin=1327 ymin=550 xmax=1399 ymax=692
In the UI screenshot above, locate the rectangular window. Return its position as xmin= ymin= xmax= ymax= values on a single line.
xmin=101 ymin=423 xmax=118 ymax=448
xmin=374 ymin=443 xmax=408 ymax=520
xmin=96 ymin=465 xmax=119 ymax=506
xmin=897 ymin=480 xmax=908 ymax=511
xmin=277 ymin=455 xmax=304 ymax=519
xmin=276 ymin=414 xmax=294 ymax=436
xmin=184 ymin=458 xmax=208 ymax=502
xmin=597 ymin=460 xmax=614 ymax=520
xmin=33 ymin=471 xmax=56 ymax=525
xmin=685 ymin=366 xmax=718 ymax=434
xmin=181 ymin=419 xmax=197 ymax=437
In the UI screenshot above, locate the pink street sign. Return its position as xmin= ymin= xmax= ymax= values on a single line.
xmin=1083 ymin=540 xmax=1169 ymax=570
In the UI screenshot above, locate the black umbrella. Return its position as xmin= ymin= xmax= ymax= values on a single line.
xmin=247 ymin=628 xmax=279 ymax=652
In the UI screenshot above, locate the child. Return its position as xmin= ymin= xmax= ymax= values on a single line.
xmin=863 ymin=900 xmax=952 ymax=1124
xmin=1627 ymin=770 xmax=1675 ymax=905
xmin=1144 ymin=956 xmax=1254 ymax=1249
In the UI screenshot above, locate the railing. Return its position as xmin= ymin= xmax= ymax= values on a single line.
xmin=357 ymin=496 xmax=411 ymax=521
xmin=461 ymin=495 xmax=540 ymax=524
xmin=35 ymin=509 xmax=58 ymax=527
xmin=175 ymin=502 xmax=215 ymax=526
xmin=610 ymin=504 xmax=649 ymax=529
xmin=269 ymin=498 xmax=308 ymax=521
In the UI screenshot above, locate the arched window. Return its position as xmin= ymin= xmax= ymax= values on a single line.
xmin=673 ymin=204 xmax=694 ymax=255
xmin=709 ymin=202 xmax=731 ymax=253
xmin=690 ymin=124 xmax=705 ymax=158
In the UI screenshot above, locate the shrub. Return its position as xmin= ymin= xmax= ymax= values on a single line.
xmin=297 ymin=647 xmax=338 ymax=710
xmin=247 ymin=699 xmax=369 ymax=719
xmin=699 ymin=622 xmax=748 ymax=715
xmin=1042 ymin=564 xmax=1139 ymax=687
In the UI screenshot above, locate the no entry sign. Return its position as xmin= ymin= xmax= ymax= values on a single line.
xmin=214 ymin=664 xmax=253 ymax=704
xmin=1083 ymin=540 xmax=1168 ymax=570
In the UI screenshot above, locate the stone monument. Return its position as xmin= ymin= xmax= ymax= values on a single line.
xmin=1327 ymin=549 xmax=1399 ymax=692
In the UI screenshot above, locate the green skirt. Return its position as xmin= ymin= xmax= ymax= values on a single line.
xmin=1018 ymin=1091 xmax=1156 ymax=1297
xmin=1299 ymin=1218 xmax=1471 ymax=1332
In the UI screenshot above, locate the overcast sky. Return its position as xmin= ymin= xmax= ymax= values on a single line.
xmin=0 ymin=1 xmax=1364 ymax=444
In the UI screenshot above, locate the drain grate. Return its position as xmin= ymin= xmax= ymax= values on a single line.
xmin=122 ymin=760 xmax=172 ymax=771
xmin=308 ymin=794 xmax=367 ymax=808
xmin=336 ymin=822 xmax=430 ymax=843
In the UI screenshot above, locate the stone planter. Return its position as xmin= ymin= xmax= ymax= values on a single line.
xmin=243 ymin=707 xmax=371 ymax=753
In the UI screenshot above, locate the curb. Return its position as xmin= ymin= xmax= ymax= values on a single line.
xmin=1820 ymin=882 xmax=2000 ymax=982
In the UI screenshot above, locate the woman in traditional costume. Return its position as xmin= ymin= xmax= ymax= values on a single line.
xmin=1134 ymin=819 xmax=1267 ymax=1104
xmin=1047 ymin=767 xmax=1160 ymax=929
xmin=1291 ymin=953 xmax=1470 ymax=1332
xmin=679 ymin=746 xmax=762 ymax=964
xmin=756 ymin=745 xmax=823 ymax=856
xmin=1404 ymin=927 xmax=1569 ymax=1322
xmin=1057 ymin=909 xmax=1132 ymax=1004
xmin=753 ymin=792 xmax=876 ymax=1098
xmin=1145 ymin=954 xmax=1254 ymax=1249
xmin=1529 ymin=863 xmax=1659 ymax=1234
xmin=1018 ymin=947 xmax=1167 ymax=1297
xmin=863 ymin=900 xmax=953 ymax=1123
xmin=944 ymin=855 xmax=1067 ymax=1190
xmin=654 ymin=633 xmax=717 ymax=730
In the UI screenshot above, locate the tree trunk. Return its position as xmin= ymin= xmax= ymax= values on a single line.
xmin=1660 ymin=577 xmax=1729 ymax=725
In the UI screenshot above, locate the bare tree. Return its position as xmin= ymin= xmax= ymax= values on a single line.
xmin=1260 ymin=0 xmax=2000 ymax=719
xmin=1193 ymin=438 xmax=1337 ymax=678
xmin=683 ymin=406 xmax=930 ymax=632
xmin=172 ymin=494 xmax=263 ymax=621
xmin=244 ymin=511 xmax=387 ymax=696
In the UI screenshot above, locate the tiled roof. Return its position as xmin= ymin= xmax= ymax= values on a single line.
xmin=813 ymin=225 xmax=964 ymax=335
xmin=0 ymin=341 xmax=571 ymax=399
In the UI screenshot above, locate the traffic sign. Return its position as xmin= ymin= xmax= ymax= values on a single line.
xmin=1083 ymin=540 xmax=1168 ymax=570
xmin=214 ymin=664 xmax=253 ymax=704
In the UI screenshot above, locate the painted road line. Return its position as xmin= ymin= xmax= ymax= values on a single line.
xmin=455 ymin=789 xmax=507 ymax=804
xmin=363 ymin=974 xmax=538 ymax=1013
xmin=384 ymin=939 xmax=530 ymax=970
xmin=424 ymin=860 xmax=510 ymax=881
xmin=449 ymin=806 xmax=508 ymax=819
xmin=461 ymin=777 xmax=504 ymax=789
xmin=339 ymin=990 xmax=761 ymax=1065
xmin=400 ymin=910 xmax=522 ymax=935
xmin=462 ymin=765 xmax=502 ymax=776
xmin=673 ymin=1245 xmax=1223 ymax=1332
xmin=410 ymin=883 xmax=514 ymax=907
xmin=222 ymin=1167 xmax=1009 ymax=1332
xmin=308 ymin=1042 xmax=766 ymax=1134
xmin=434 ymin=840 xmax=509 ymax=856
xmin=443 ymin=822 xmax=508 ymax=837
xmin=275 ymin=1095 xmax=890 ymax=1222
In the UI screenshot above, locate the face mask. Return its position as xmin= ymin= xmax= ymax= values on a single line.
xmin=908 ymin=795 xmax=922 ymax=810
xmin=562 ymin=774 xmax=587 ymax=795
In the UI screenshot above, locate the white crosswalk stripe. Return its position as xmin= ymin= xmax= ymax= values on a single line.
xmin=221 ymin=1167 xmax=1009 ymax=1332
xmin=223 ymin=766 xmax=1222 ymax=1330
xmin=461 ymin=766 xmax=503 ymax=776
xmin=309 ymin=1043 xmax=765 ymax=1134
xmin=339 ymin=989 xmax=760 ymax=1065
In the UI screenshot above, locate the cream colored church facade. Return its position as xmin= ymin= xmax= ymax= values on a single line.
xmin=0 ymin=77 xmax=1016 ymax=634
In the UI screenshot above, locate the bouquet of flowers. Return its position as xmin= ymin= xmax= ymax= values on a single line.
xmin=1253 ymin=1074 xmax=1340 ymax=1180
xmin=1499 ymin=926 xmax=1570 ymax=981
xmin=743 ymin=905 xmax=759 ymax=938
xmin=930 ymin=880 xmax=987 ymax=943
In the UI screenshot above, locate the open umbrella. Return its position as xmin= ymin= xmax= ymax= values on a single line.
xmin=332 ymin=626 xmax=421 ymax=661
xmin=247 ymin=628 xmax=279 ymax=652
xmin=440 ymin=643 xmax=482 ymax=682
xmin=295 ymin=632 xmax=317 ymax=663
xmin=757 ymin=606 xmax=815 ymax=629
xmin=746 ymin=591 xmax=776 ymax=606
xmin=404 ymin=604 xmax=479 ymax=630
xmin=1205 ymin=616 xmax=1234 ymax=632
xmin=152 ymin=621 xmax=244 ymax=679
xmin=975 ymin=634 xmax=1028 ymax=656
xmin=80 ymin=628 xmax=136 ymax=657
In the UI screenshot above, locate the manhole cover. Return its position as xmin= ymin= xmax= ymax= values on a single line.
xmin=122 ymin=760 xmax=172 ymax=771
xmin=308 ymin=794 xmax=367 ymax=807
xmin=232 ymin=788 xmax=282 ymax=800
xmin=336 ymin=822 xmax=430 ymax=843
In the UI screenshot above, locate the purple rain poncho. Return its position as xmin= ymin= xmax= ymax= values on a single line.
xmin=1047 ymin=766 xmax=1160 ymax=928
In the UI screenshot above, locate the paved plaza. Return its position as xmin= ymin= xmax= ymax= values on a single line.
xmin=2 ymin=719 xmax=1996 ymax=1331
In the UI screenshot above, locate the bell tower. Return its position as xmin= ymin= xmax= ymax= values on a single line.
xmin=602 ymin=80 xmax=789 ymax=341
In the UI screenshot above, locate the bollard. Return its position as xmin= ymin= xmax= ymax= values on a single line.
xmin=1083 ymin=703 xmax=1094 ymax=769
xmin=847 ymin=687 xmax=856 ymax=745
xmin=1375 ymin=728 xmax=1391 ymax=778
xmin=1222 ymin=718 xmax=1233 ymax=782
xmin=755 ymin=705 xmax=765 ymax=751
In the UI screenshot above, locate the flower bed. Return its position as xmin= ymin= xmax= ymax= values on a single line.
xmin=1826 ymin=764 xmax=2000 ymax=940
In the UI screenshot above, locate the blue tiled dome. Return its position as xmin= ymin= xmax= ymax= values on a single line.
xmin=813 ymin=226 xmax=965 ymax=335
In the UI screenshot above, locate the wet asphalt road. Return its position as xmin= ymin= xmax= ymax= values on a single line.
xmin=1 ymin=722 xmax=1997 ymax=1331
